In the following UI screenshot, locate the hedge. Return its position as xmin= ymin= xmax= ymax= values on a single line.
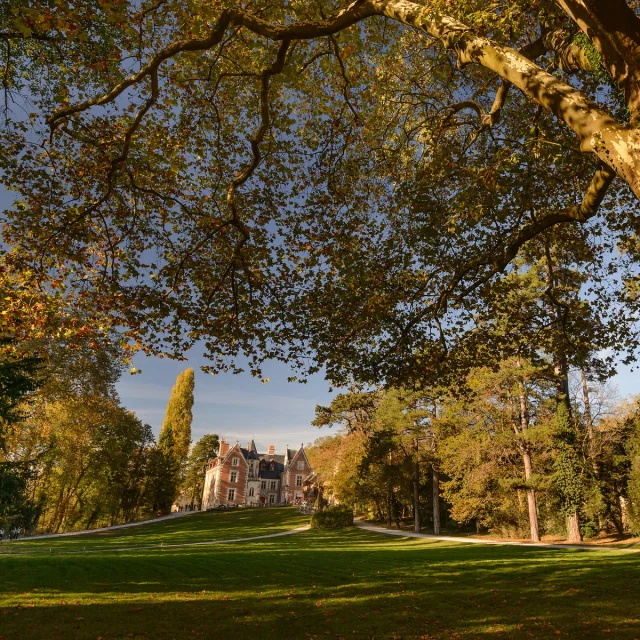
xmin=310 ymin=505 xmax=354 ymax=529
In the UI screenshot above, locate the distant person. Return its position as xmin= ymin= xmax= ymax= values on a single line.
xmin=0 ymin=528 xmax=4 ymax=541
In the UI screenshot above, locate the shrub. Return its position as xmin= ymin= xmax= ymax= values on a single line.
xmin=310 ymin=505 xmax=353 ymax=529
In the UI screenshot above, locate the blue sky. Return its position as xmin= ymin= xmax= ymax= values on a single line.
xmin=115 ymin=353 xmax=338 ymax=453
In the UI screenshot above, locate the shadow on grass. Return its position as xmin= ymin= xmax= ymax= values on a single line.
xmin=2 ymin=528 xmax=639 ymax=640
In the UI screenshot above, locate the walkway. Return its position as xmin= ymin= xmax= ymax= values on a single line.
xmin=22 ymin=510 xmax=200 ymax=541
xmin=355 ymin=520 xmax=640 ymax=552
xmin=6 ymin=525 xmax=311 ymax=555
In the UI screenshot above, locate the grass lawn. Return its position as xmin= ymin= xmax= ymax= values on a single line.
xmin=1 ymin=508 xmax=639 ymax=640
xmin=4 ymin=507 xmax=308 ymax=554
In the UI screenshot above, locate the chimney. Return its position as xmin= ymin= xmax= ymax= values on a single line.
xmin=219 ymin=439 xmax=230 ymax=457
xmin=268 ymin=444 xmax=275 ymax=456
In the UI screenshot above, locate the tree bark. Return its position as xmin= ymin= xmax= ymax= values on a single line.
xmin=432 ymin=464 xmax=441 ymax=535
xmin=366 ymin=0 xmax=640 ymax=198
xmin=566 ymin=511 xmax=583 ymax=543
xmin=518 ymin=381 xmax=540 ymax=542
xmin=413 ymin=438 xmax=421 ymax=533
xmin=555 ymin=0 xmax=640 ymax=124
xmin=522 ymin=449 xmax=540 ymax=543
xmin=581 ymin=368 xmax=595 ymax=448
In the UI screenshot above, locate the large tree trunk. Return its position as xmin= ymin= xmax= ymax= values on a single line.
xmin=413 ymin=439 xmax=421 ymax=533
xmin=522 ymin=449 xmax=540 ymax=543
xmin=365 ymin=0 xmax=640 ymax=198
xmin=567 ymin=511 xmax=583 ymax=543
xmin=518 ymin=381 xmax=540 ymax=543
xmin=581 ymin=368 xmax=595 ymax=446
xmin=432 ymin=465 xmax=441 ymax=535
xmin=556 ymin=0 xmax=640 ymax=124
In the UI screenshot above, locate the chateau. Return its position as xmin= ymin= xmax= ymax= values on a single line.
xmin=201 ymin=438 xmax=312 ymax=508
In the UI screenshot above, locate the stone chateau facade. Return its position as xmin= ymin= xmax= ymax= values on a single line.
xmin=201 ymin=438 xmax=312 ymax=508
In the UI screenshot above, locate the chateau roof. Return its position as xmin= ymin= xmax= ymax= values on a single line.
xmin=259 ymin=469 xmax=281 ymax=479
xmin=261 ymin=453 xmax=285 ymax=464
xmin=219 ymin=441 xmax=307 ymax=469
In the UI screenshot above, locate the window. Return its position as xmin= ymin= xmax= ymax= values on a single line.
xmin=230 ymin=471 xmax=237 ymax=483
xmin=269 ymin=494 xmax=275 ymax=504
xmin=270 ymin=461 xmax=275 ymax=470
xmin=249 ymin=487 xmax=254 ymax=497
xmin=227 ymin=488 xmax=235 ymax=501
xmin=270 ymin=480 xmax=277 ymax=490
xmin=296 ymin=474 xmax=303 ymax=487
xmin=261 ymin=481 xmax=266 ymax=490
xmin=297 ymin=461 xmax=304 ymax=470
xmin=260 ymin=460 xmax=266 ymax=470
xmin=232 ymin=457 xmax=239 ymax=466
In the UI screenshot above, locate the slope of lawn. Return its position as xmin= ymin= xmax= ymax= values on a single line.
xmin=6 ymin=507 xmax=308 ymax=553
xmin=1 ymin=508 xmax=639 ymax=640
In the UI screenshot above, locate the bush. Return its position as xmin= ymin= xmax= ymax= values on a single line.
xmin=310 ymin=505 xmax=353 ymax=529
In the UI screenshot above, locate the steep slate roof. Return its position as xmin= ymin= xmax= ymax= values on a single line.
xmin=257 ymin=454 xmax=285 ymax=479
xmin=260 ymin=453 xmax=285 ymax=464
xmin=239 ymin=447 xmax=260 ymax=461
xmin=259 ymin=469 xmax=282 ymax=480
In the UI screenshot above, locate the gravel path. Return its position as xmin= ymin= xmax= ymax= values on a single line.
xmin=18 ymin=510 xmax=201 ymax=541
xmin=355 ymin=520 xmax=639 ymax=552
xmin=5 ymin=524 xmax=311 ymax=555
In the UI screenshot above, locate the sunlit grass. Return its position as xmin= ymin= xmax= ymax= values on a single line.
xmin=1 ymin=509 xmax=639 ymax=639
xmin=5 ymin=507 xmax=307 ymax=554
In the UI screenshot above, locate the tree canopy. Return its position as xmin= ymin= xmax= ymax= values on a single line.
xmin=2 ymin=0 xmax=640 ymax=385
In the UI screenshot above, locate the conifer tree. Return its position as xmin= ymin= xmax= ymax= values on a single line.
xmin=159 ymin=369 xmax=195 ymax=465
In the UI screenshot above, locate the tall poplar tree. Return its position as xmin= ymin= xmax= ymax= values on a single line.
xmin=159 ymin=368 xmax=195 ymax=465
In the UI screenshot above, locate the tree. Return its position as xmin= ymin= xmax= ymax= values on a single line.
xmin=182 ymin=433 xmax=219 ymax=508
xmin=2 ymin=1 xmax=640 ymax=387
xmin=552 ymin=400 xmax=585 ymax=542
xmin=0 ymin=337 xmax=41 ymax=444
xmin=159 ymin=369 xmax=195 ymax=464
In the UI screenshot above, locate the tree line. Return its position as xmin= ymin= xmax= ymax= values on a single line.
xmin=308 ymin=248 xmax=640 ymax=542
xmin=309 ymin=374 xmax=640 ymax=542
xmin=0 ymin=338 xmax=217 ymax=534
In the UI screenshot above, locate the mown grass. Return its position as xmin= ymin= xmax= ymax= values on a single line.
xmin=1 ymin=508 xmax=639 ymax=640
xmin=5 ymin=507 xmax=307 ymax=553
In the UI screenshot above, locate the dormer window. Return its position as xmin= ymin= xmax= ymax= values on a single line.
xmin=270 ymin=461 xmax=275 ymax=471
xmin=232 ymin=457 xmax=240 ymax=466
xmin=260 ymin=460 xmax=266 ymax=470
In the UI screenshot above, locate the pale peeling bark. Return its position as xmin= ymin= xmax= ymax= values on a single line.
xmin=368 ymin=0 xmax=640 ymax=198
xmin=432 ymin=464 xmax=440 ymax=535
xmin=555 ymin=0 xmax=640 ymax=124
xmin=518 ymin=383 xmax=540 ymax=543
